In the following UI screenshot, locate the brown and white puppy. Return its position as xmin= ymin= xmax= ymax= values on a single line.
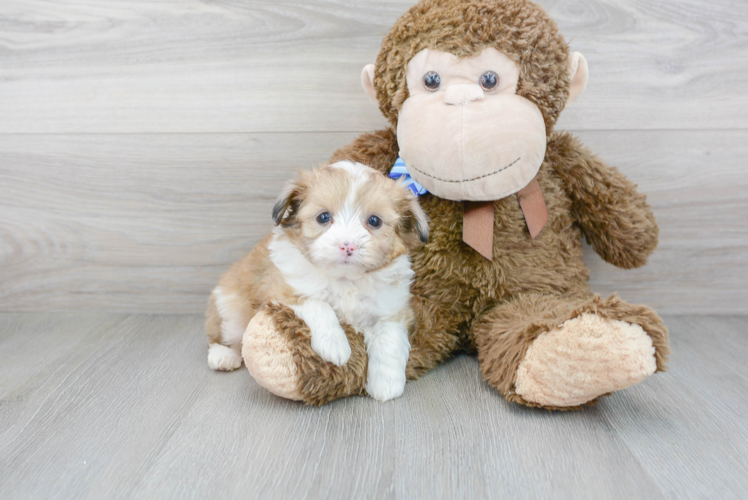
xmin=205 ymin=161 xmax=429 ymax=401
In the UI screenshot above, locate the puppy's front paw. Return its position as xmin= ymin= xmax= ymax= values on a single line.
xmin=311 ymin=330 xmax=351 ymax=366
xmin=366 ymin=363 xmax=406 ymax=402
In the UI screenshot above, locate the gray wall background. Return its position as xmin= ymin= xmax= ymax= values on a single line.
xmin=1 ymin=0 xmax=746 ymax=314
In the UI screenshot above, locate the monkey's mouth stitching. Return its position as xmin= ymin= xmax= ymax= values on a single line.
xmin=410 ymin=157 xmax=521 ymax=183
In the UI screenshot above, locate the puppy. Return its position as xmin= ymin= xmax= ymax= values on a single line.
xmin=205 ymin=160 xmax=429 ymax=401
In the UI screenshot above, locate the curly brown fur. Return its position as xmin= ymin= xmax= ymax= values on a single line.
xmin=472 ymin=293 xmax=669 ymax=406
xmin=264 ymin=303 xmax=368 ymax=406
xmin=406 ymin=294 xmax=464 ymax=379
xmin=548 ymin=132 xmax=659 ymax=268
xmin=373 ymin=0 xmax=571 ymax=133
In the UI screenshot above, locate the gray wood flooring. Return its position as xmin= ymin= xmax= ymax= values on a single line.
xmin=1 ymin=0 xmax=747 ymax=315
xmin=1 ymin=313 xmax=746 ymax=499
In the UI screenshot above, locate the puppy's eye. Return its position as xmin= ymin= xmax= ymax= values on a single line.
xmin=423 ymin=71 xmax=441 ymax=91
xmin=316 ymin=212 xmax=331 ymax=224
xmin=367 ymin=215 xmax=382 ymax=228
xmin=479 ymin=71 xmax=499 ymax=91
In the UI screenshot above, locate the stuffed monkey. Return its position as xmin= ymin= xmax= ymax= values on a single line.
xmin=239 ymin=0 xmax=670 ymax=409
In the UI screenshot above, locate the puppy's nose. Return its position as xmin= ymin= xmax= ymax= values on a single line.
xmin=444 ymin=84 xmax=484 ymax=105
xmin=339 ymin=241 xmax=357 ymax=255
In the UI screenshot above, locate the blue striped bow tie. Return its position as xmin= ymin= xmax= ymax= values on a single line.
xmin=389 ymin=157 xmax=428 ymax=196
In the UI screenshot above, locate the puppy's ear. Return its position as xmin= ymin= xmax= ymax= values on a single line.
xmin=272 ymin=177 xmax=304 ymax=227
xmin=398 ymin=196 xmax=430 ymax=249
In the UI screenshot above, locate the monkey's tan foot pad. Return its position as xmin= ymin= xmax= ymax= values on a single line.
xmin=242 ymin=308 xmax=304 ymax=401
xmin=514 ymin=313 xmax=657 ymax=407
xmin=242 ymin=303 xmax=369 ymax=405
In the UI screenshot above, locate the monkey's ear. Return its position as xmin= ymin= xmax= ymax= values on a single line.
xmin=567 ymin=52 xmax=588 ymax=106
xmin=360 ymin=64 xmax=378 ymax=104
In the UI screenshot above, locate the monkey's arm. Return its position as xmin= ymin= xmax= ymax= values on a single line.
xmin=548 ymin=132 xmax=659 ymax=269
xmin=328 ymin=128 xmax=399 ymax=176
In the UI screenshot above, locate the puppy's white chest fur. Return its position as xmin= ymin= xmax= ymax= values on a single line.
xmin=268 ymin=228 xmax=413 ymax=330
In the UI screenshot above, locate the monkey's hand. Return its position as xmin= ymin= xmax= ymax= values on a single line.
xmin=549 ymin=132 xmax=659 ymax=269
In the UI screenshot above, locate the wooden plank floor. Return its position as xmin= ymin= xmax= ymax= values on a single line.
xmin=1 ymin=313 xmax=746 ymax=499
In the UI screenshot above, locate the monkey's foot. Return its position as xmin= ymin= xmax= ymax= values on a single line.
xmin=514 ymin=313 xmax=657 ymax=408
xmin=242 ymin=303 xmax=368 ymax=405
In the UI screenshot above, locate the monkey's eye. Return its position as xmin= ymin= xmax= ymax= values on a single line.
xmin=423 ymin=71 xmax=441 ymax=91
xmin=316 ymin=212 xmax=332 ymax=224
xmin=479 ymin=71 xmax=499 ymax=91
xmin=367 ymin=215 xmax=382 ymax=228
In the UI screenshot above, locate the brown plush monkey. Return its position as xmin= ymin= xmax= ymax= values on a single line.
xmin=239 ymin=0 xmax=670 ymax=409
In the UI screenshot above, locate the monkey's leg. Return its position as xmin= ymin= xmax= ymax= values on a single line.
xmin=406 ymin=294 xmax=464 ymax=380
xmin=472 ymin=293 xmax=669 ymax=410
xmin=243 ymin=296 xmax=462 ymax=404
xmin=242 ymin=303 xmax=368 ymax=406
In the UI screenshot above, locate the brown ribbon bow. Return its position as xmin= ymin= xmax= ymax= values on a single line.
xmin=462 ymin=177 xmax=548 ymax=260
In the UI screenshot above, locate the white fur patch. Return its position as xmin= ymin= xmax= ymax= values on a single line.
xmin=211 ymin=286 xmax=246 ymax=348
xmin=207 ymin=343 xmax=243 ymax=371
xmin=329 ymin=160 xmax=377 ymax=177
xmin=291 ymin=300 xmax=351 ymax=366
xmin=364 ymin=321 xmax=411 ymax=401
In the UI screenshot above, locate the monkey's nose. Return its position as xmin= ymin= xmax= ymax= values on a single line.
xmin=444 ymin=84 xmax=485 ymax=105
